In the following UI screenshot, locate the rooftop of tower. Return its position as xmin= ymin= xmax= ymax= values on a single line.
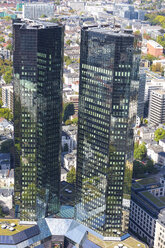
xmin=82 ymin=25 xmax=134 ymax=37
xmin=13 ymin=19 xmax=63 ymax=29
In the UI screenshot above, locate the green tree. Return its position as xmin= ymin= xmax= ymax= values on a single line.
xmin=49 ymin=18 xmax=60 ymax=23
xmin=144 ymin=119 xmax=148 ymax=125
xmin=72 ymin=117 xmax=78 ymax=125
xmin=64 ymin=56 xmax=72 ymax=66
xmin=3 ymin=70 xmax=12 ymax=84
xmin=142 ymin=54 xmax=157 ymax=62
xmin=0 ymin=206 xmax=4 ymax=217
xmin=0 ymin=108 xmax=13 ymax=121
xmin=63 ymin=102 xmax=75 ymax=122
xmin=0 ymin=36 xmax=5 ymax=43
xmin=6 ymin=44 xmax=12 ymax=51
xmin=4 ymin=16 xmax=11 ymax=21
xmin=134 ymin=30 xmax=140 ymax=35
xmin=40 ymin=14 xmax=47 ymax=18
xmin=8 ymin=33 xmax=13 ymax=38
xmin=146 ymin=159 xmax=154 ymax=173
xmin=154 ymin=128 xmax=165 ymax=142
xmin=65 ymin=119 xmax=72 ymax=125
xmin=133 ymin=160 xmax=145 ymax=178
xmin=66 ymin=39 xmax=71 ymax=45
xmin=134 ymin=142 xmax=147 ymax=161
xmin=67 ymin=166 xmax=76 ymax=184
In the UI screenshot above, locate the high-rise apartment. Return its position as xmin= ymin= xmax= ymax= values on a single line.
xmin=76 ymin=27 xmax=140 ymax=239
xmin=13 ymin=19 xmax=64 ymax=221
xmin=149 ymin=90 xmax=165 ymax=125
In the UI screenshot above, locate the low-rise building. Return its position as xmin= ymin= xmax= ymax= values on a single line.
xmin=147 ymin=40 xmax=163 ymax=57
xmin=159 ymin=139 xmax=165 ymax=152
xmin=62 ymin=125 xmax=77 ymax=152
xmin=63 ymin=72 xmax=79 ymax=85
xmin=147 ymin=145 xmax=164 ymax=164
xmin=0 ymin=169 xmax=14 ymax=189
xmin=61 ymin=167 xmax=68 ymax=181
xmin=64 ymin=150 xmax=77 ymax=170
xmin=0 ymin=118 xmax=13 ymax=132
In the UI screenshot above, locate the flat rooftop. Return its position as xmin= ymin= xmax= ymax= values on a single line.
xmin=83 ymin=26 xmax=134 ymax=38
xmin=147 ymin=40 xmax=163 ymax=49
xmin=140 ymin=191 xmax=165 ymax=209
xmin=0 ymin=219 xmax=33 ymax=236
xmin=88 ymin=233 xmax=146 ymax=248
xmin=13 ymin=19 xmax=63 ymax=29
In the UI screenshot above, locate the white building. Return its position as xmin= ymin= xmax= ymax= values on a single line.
xmin=149 ymin=90 xmax=165 ymax=125
xmin=64 ymin=150 xmax=77 ymax=170
xmin=2 ymin=84 xmax=13 ymax=113
xmin=0 ymin=118 xmax=14 ymax=132
xmin=144 ymin=79 xmax=165 ymax=103
xmin=147 ymin=145 xmax=164 ymax=164
xmin=63 ymin=73 xmax=79 ymax=85
xmin=159 ymin=139 xmax=165 ymax=152
xmin=154 ymin=210 xmax=165 ymax=248
xmin=62 ymin=126 xmax=77 ymax=153
xmin=61 ymin=167 xmax=68 ymax=181
xmin=23 ymin=3 xmax=54 ymax=20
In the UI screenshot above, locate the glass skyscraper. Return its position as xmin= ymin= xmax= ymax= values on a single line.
xmin=76 ymin=27 xmax=140 ymax=239
xmin=13 ymin=19 xmax=64 ymax=221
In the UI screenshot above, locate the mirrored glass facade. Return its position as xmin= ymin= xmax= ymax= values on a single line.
xmin=13 ymin=20 xmax=64 ymax=221
xmin=76 ymin=27 xmax=140 ymax=238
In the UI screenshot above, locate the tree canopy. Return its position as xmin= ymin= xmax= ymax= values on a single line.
xmin=0 ymin=108 xmax=13 ymax=121
xmin=154 ymin=128 xmax=165 ymax=142
xmin=67 ymin=167 xmax=76 ymax=184
xmin=62 ymin=102 xmax=75 ymax=122
xmin=133 ymin=159 xmax=155 ymax=178
xmin=145 ymin=14 xmax=165 ymax=28
xmin=134 ymin=142 xmax=147 ymax=161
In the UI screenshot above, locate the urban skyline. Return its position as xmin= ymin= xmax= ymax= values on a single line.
xmin=0 ymin=0 xmax=165 ymax=247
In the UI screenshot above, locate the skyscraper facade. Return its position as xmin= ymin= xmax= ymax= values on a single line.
xmin=76 ymin=27 xmax=140 ymax=239
xmin=13 ymin=19 xmax=64 ymax=221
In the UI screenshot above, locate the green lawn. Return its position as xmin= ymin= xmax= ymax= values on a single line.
xmin=88 ymin=233 xmax=146 ymax=248
xmin=0 ymin=219 xmax=33 ymax=236
xmin=141 ymin=191 xmax=165 ymax=208
xmin=137 ymin=178 xmax=157 ymax=186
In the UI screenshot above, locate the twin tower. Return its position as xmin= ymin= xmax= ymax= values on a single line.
xmin=13 ymin=19 xmax=140 ymax=239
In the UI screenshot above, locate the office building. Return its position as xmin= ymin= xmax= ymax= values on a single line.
xmin=13 ymin=19 xmax=64 ymax=221
xmin=76 ymin=27 xmax=140 ymax=239
xmin=23 ymin=2 xmax=54 ymax=20
xmin=130 ymin=177 xmax=165 ymax=247
xmin=144 ymin=79 xmax=165 ymax=118
xmin=2 ymin=85 xmax=13 ymax=113
xmin=149 ymin=90 xmax=165 ymax=125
